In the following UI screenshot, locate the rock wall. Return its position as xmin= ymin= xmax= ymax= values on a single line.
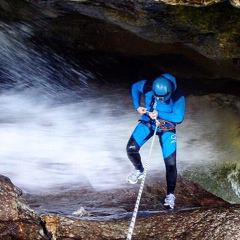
xmin=1 ymin=0 xmax=240 ymax=81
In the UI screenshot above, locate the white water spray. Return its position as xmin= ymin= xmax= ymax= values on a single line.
xmin=0 ymin=21 xmax=240 ymax=204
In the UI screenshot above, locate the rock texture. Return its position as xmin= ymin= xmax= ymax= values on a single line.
xmin=0 ymin=175 xmax=48 ymax=239
xmin=153 ymin=0 xmax=240 ymax=7
xmin=41 ymin=206 xmax=240 ymax=240
xmin=24 ymin=175 xmax=230 ymax=218
xmin=1 ymin=0 xmax=240 ymax=81
xmin=1 ymin=174 xmax=240 ymax=239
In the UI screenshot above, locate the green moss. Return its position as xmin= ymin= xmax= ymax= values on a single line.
xmin=216 ymin=162 xmax=239 ymax=177
xmin=163 ymin=2 xmax=240 ymax=34
xmin=182 ymin=161 xmax=240 ymax=204
xmin=104 ymin=7 xmax=147 ymax=26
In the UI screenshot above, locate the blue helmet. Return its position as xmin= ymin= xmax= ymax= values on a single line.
xmin=152 ymin=77 xmax=172 ymax=101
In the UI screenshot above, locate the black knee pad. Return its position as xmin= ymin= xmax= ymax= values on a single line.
xmin=126 ymin=136 xmax=140 ymax=153
xmin=126 ymin=136 xmax=143 ymax=171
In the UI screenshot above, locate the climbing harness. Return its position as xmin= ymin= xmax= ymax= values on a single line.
xmin=126 ymin=119 xmax=158 ymax=240
xmin=157 ymin=119 xmax=176 ymax=131
xmin=139 ymin=119 xmax=176 ymax=131
xmin=144 ymin=106 xmax=176 ymax=132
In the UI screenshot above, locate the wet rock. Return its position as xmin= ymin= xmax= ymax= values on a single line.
xmin=0 ymin=175 xmax=48 ymax=239
xmin=41 ymin=205 xmax=240 ymax=240
xmin=208 ymin=93 xmax=240 ymax=112
xmin=24 ymin=174 xmax=229 ymax=218
xmin=0 ymin=174 xmax=22 ymax=221
xmin=24 ymin=174 xmax=234 ymax=239
xmin=1 ymin=0 xmax=240 ymax=81
xmin=1 ymin=173 xmax=240 ymax=239
xmin=72 ymin=206 xmax=92 ymax=217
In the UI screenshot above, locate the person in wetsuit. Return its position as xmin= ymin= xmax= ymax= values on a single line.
xmin=126 ymin=73 xmax=185 ymax=209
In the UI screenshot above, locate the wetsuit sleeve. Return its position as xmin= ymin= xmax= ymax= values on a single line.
xmin=158 ymin=95 xmax=185 ymax=124
xmin=131 ymin=80 xmax=147 ymax=109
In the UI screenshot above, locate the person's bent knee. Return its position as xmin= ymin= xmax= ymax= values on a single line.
xmin=126 ymin=136 xmax=140 ymax=154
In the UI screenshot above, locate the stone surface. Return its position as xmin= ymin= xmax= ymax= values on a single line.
xmin=1 ymin=0 xmax=240 ymax=81
xmin=24 ymin=175 xmax=230 ymax=218
xmin=41 ymin=206 xmax=240 ymax=239
xmin=0 ymin=174 xmax=22 ymax=221
xmin=0 ymin=175 xmax=48 ymax=239
xmin=1 ymin=1 xmax=240 ymax=239
xmin=1 ymin=173 xmax=240 ymax=239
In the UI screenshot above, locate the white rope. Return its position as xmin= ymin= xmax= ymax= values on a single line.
xmin=126 ymin=121 xmax=158 ymax=240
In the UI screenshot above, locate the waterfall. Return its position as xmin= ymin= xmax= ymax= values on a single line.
xmin=0 ymin=20 xmax=240 ymax=204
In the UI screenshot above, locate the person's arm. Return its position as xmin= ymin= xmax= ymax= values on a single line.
xmin=158 ymin=95 xmax=185 ymax=124
xmin=131 ymin=80 xmax=147 ymax=110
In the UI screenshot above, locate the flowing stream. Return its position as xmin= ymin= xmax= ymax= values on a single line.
xmin=0 ymin=21 xmax=240 ymax=209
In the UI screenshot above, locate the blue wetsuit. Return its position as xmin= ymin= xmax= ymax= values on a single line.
xmin=126 ymin=77 xmax=185 ymax=194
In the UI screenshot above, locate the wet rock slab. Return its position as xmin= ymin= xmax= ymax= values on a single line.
xmin=1 ymin=174 xmax=240 ymax=239
xmin=41 ymin=206 xmax=240 ymax=240
xmin=24 ymin=175 xmax=229 ymax=219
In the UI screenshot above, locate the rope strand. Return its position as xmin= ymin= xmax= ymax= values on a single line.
xmin=126 ymin=121 xmax=158 ymax=240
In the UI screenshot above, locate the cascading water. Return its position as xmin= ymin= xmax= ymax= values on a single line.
xmin=0 ymin=20 xmax=240 ymax=207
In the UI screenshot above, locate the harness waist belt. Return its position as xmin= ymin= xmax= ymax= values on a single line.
xmin=139 ymin=119 xmax=176 ymax=132
xmin=138 ymin=119 xmax=153 ymax=128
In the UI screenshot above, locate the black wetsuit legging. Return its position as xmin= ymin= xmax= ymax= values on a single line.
xmin=126 ymin=135 xmax=177 ymax=194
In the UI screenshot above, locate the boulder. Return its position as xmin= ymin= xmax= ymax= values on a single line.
xmin=0 ymin=175 xmax=48 ymax=239
xmin=41 ymin=205 xmax=240 ymax=239
xmin=2 ymin=173 xmax=240 ymax=239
